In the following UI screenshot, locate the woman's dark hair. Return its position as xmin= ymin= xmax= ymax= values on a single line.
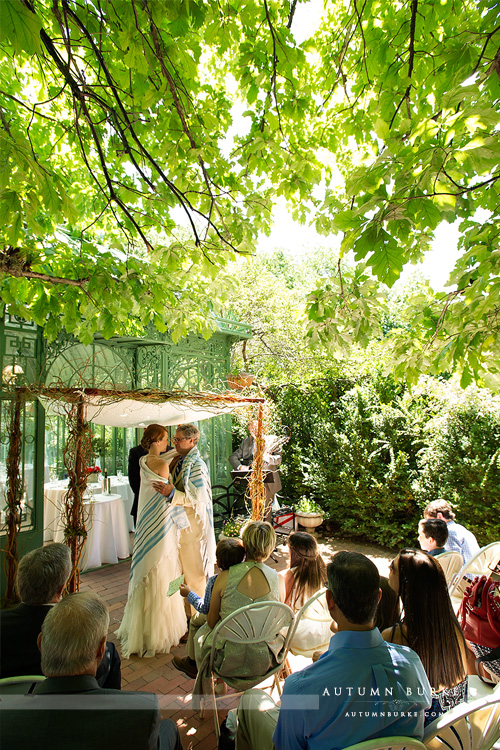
xmin=287 ymin=532 xmax=327 ymax=608
xmin=141 ymin=424 xmax=167 ymax=450
xmin=375 ymin=576 xmax=399 ymax=632
xmin=395 ymin=548 xmax=466 ymax=690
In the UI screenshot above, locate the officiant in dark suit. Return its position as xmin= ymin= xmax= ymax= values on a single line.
xmin=229 ymin=420 xmax=282 ymax=509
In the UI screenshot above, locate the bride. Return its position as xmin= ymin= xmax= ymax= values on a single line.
xmin=117 ymin=424 xmax=187 ymax=658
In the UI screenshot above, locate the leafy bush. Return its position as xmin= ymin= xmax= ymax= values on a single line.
xmin=269 ymin=374 xmax=500 ymax=550
xmin=414 ymin=383 xmax=500 ymax=544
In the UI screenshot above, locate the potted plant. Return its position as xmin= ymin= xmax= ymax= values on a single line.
xmin=85 ymin=466 xmax=102 ymax=484
xmin=226 ymin=371 xmax=254 ymax=390
xmin=294 ymin=497 xmax=325 ymax=530
xmin=219 ymin=515 xmax=248 ymax=540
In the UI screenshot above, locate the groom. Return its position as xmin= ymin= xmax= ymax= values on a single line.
xmin=152 ymin=424 xmax=216 ymax=617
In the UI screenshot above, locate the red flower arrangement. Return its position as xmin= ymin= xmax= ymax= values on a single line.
xmin=85 ymin=466 xmax=102 ymax=475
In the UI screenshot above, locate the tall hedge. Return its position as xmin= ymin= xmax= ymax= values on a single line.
xmin=267 ymin=375 xmax=500 ymax=550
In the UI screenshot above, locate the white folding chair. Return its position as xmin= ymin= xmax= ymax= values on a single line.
xmin=287 ymin=587 xmax=331 ymax=658
xmin=202 ymin=600 xmax=295 ymax=743
xmin=433 ymin=551 xmax=463 ymax=587
xmin=342 ymin=738 xmax=427 ymax=750
xmin=449 ymin=542 xmax=500 ymax=611
xmin=424 ymin=693 xmax=500 ymax=750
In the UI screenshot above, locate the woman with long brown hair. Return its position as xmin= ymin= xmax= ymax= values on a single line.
xmin=383 ymin=547 xmax=468 ymax=725
xmin=280 ymin=531 xmax=330 ymax=656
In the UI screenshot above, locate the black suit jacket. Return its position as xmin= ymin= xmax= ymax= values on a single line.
xmin=128 ymin=443 xmax=173 ymax=524
xmin=0 ymin=603 xmax=50 ymax=678
xmin=0 ymin=603 xmax=120 ymax=688
xmin=128 ymin=444 xmax=148 ymax=523
xmin=0 ymin=675 xmax=161 ymax=750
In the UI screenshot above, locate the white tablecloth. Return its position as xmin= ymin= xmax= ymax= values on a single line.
xmin=108 ymin=476 xmax=135 ymax=533
xmin=43 ymin=481 xmax=68 ymax=542
xmin=53 ymin=493 xmax=131 ymax=571
xmin=44 ymin=476 xmax=135 ymax=540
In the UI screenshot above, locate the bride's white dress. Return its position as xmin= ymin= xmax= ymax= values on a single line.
xmin=116 ymin=455 xmax=187 ymax=657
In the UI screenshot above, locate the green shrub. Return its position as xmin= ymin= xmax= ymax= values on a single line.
xmin=270 ymin=374 xmax=500 ymax=550
xmin=414 ymin=384 xmax=500 ymax=545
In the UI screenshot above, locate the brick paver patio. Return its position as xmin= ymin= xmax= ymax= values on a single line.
xmin=79 ymin=533 xmax=393 ymax=750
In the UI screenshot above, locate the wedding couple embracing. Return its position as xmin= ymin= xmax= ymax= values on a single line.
xmin=117 ymin=423 xmax=216 ymax=658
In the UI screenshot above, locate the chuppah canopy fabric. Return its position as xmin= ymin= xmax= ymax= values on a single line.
xmin=38 ymin=387 xmax=264 ymax=428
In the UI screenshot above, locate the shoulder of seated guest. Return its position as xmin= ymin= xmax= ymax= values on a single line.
xmin=213 ymin=569 xmax=229 ymax=594
xmin=381 ymin=622 xmax=407 ymax=645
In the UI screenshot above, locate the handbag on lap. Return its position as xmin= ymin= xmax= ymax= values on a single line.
xmin=459 ymin=574 xmax=500 ymax=649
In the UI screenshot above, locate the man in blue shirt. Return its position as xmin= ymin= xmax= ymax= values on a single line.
xmin=424 ymin=499 xmax=480 ymax=564
xmin=237 ymin=551 xmax=432 ymax=750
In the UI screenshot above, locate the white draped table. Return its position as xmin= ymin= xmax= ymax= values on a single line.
xmin=108 ymin=476 xmax=135 ymax=533
xmin=53 ymin=493 xmax=130 ymax=570
xmin=44 ymin=480 xmax=131 ymax=571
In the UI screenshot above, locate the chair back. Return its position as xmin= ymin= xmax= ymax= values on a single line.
xmin=423 ymin=694 xmax=500 ymax=750
xmin=342 ymin=738 xmax=427 ymax=750
xmin=211 ymin=600 xmax=294 ymax=645
xmin=287 ymin=588 xmax=331 ymax=657
xmin=208 ymin=600 xmax=294 ymax=672
xmin=434 ymin=552 xmax=463 ymax=586
xmin=449 ymin=542 xmax=500 ymax=597
xmin=0 ymin=675 xmax=45 ymax=695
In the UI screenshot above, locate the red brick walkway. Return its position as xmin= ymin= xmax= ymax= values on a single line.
xmin=79 ymin=535 xmax=392 ymax=750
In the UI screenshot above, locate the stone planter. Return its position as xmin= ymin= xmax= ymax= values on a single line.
xmin=295 ymin=511 xmax=324 ymax=530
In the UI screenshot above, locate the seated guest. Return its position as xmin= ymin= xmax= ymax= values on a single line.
xmin=173 ymin=538 xmax=245 ymax=677
xmin=424 ymin=499 xmax=479 ymax=564
xmin=237 ymin=551 xmax=432 ymax=750
xmin=279 ymin=531 xmax=330 ymax=656
xmin=382 ymin=548 xmax=468 ymax=726
xmin=375 ymin=575 xmax=400 ymax=631
xmin=312 ymin=574 xmax=400 ymax=663
xmin=418 ymin=518 xmax=448 ymax=556
xmin=0 ymin=543 xmax=120 ymax=688
xmin=186 ymin=521 xmax=284 ymax=700
xmin=0 ymin=591 xmax=182 ymax=750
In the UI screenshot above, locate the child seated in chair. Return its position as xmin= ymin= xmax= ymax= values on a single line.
xmin=174 ymin=521 xmax=285 ymax=699
xmin=173 ymin=538 xmax=245 ymax=678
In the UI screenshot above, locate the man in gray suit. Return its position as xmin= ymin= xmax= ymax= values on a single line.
xmin=229 ymin=420 xmax=282 ymax=513
xmin=0 ymin=591 xmax=182 ymax=750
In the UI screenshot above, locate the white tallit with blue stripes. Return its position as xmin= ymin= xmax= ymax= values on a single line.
xmin=128 ymin=456 xmax=189 ymax=590
xmin=170 ymin=446 xmax=216 ymax=579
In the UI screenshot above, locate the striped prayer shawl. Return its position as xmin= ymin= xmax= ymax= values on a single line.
xmin=128 ymin=456 xmax=187 ymax=590
xmin=177 ymin=447 xmax=216 ymax=578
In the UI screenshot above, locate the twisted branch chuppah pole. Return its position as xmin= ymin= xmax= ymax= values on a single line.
xmin=62 ymin=397 xmax=91 ymax=593
xmin=249 ymin=403 xmax=267 ymax=521
xmin=3 ymin=392 xmax=23 ymax=603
